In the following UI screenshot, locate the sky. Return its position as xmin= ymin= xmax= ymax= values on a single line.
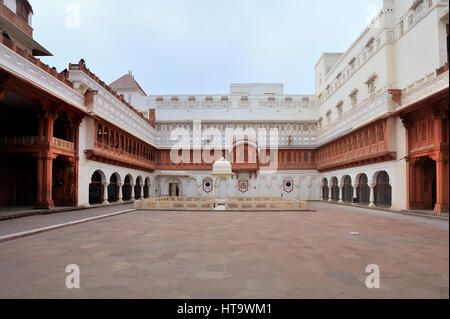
xmin=31 ymin=0 xmax=383 ymax=95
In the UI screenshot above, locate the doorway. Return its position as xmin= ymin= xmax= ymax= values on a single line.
xmin=420 ymin=157 xmax=437 ymax=210
xmin=169 ymin=183 xmax=180 ymax=197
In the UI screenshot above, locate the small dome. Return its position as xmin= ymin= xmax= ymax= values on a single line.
xmin=212 ymin=157 xmax=232 ymax=175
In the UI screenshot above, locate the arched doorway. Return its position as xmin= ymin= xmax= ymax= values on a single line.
xmin=357 ymin=174 xmax=370 ymax=205
xmin=322 ymin=178 xmax=329 ymax=200
xmin=375 ymin=171 xmax=392 ymax=207
xmin=108 ymin=173 xmax=119 ymax=202
xmin=135 ymin=177 xmax=142 ymax=199
xmin=123 ymin=175 xmax=132 ymax=201
xmin=89 ymin=171 xmax=103 ymax=204
xmin=331 ymin=177 xmax=339 ymax=201
xmin=412 ymin=157 xmax=437 ymax=210
xmin=52 ymin=156 xmax=65 ymax=206
xmin=342 ymin=176 xmax=353 ymax=203
xmin=169 ymin=183 xmax=180 ymax=197
xmin=144 ymin=178 xmax=150 ymax=198
xmin=422 ymin=158 xmax=437 ymax=210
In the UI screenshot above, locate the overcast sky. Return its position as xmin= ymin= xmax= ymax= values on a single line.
xmin=31 ymin=0 xmax=383 ymax=95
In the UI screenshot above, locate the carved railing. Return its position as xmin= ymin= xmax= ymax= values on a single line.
xmin=0 ymin=136 xmax=75 ymax=152
xmin=53 ymin=137 xmax=75 ymax=152
xmin=91 ymin=141 xmax=155 ymax=170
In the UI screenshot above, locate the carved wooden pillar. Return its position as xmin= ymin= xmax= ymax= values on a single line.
xmin=35 ymin=153 xmax=56 ymax=209
xmin=68 ymin=158 xmax=77 ymax=206
xmin=68 ymin=118 xmax=81 ymax=206
xmin=432 ymin=110 xmax=449 ymax=213
xmin=434 ymin=158 xmax=449 ymax=213
xmin=407 ymin=159 xmax=416 ymax=210
xmin=402 ymin=115 xmax=414 ymax=210
xmin=34 ymin=106 xmax=58 ymax=209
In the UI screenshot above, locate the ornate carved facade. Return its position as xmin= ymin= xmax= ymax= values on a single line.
xmin=0 ymin=0 xmax=448 ymax=213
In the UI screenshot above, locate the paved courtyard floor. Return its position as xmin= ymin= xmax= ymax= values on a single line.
xmin=0 ymin=202 xmax=448 ymax=299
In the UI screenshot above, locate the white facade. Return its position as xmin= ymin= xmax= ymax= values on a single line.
xmin=2 ymin=0 xmax=446 ymax=209
xmin=75 ymin=0 xmax=447 ymax=209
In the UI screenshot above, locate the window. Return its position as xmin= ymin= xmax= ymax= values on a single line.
xmin=16 ymin=0 xmax=30 ymax=21
xmin=365 ymin=74 xmax=377 ymax=94
xmin=97 ymin=124 xmax=103 ymax=141
xmin=408 ymin=14 xmax=413 ymax=27
xmin=378 ymin=123 xmax=385 ymax=141
xmin=368 ymin=80 xmax=376 ymax=94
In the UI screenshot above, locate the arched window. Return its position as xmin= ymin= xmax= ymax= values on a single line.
xmin=103 ymin=127 xmax=109 ymax=145
xmin=97 ymin=124 xmax=103 ymax=141
xmin=322 ymin=179 xmax=329 ymax=200
xmin=357 ymin=174 xmax=370 ymax=205
xmin=144 ymin=178 xmax=150 ymax=198
xmin=331 ymin=177 xmax=339 ymax=201
xmin=122 ymin=175 xmax=132 ymax=201
xmin=135 ymin=177 xmax=142 ymax=199
xmin=375 ymin=171 xmax=392 ymax=207
xmin=108 ymin=174 xmax=119 ymax=202
xmin=89 ymin=171 xmax=103 ymax=204
xmin=342 ymin=176 xmax=353 ymax=203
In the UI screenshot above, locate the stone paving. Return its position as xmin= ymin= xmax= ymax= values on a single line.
xmin=0 ymin=202 xmax=448 ymax=299
xmin=0 ymin=203 xmax=134 ymax=236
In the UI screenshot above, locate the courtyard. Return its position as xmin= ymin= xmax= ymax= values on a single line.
xmin=0 ymin=202 xmax=448 ymax=299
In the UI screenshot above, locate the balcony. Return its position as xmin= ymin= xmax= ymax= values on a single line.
xmin=86 ymin=141 xmax=155 ymax=172
xmin=0 ymin=136 xmax=75 ymax=153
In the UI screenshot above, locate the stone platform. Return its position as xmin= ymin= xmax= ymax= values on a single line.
xmin=135 ymin=197 xmax=310 ymax=211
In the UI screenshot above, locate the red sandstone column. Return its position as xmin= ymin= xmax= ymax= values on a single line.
xmin=406 ymin=160 xmax=416 ymax=210
xmin=35 ymin=153 xmax=55 ymax=209
xmin=35 ymin=109 xmax=57 ymax=209
xmin=43 ymin=155 xmax=54 ymax=208
xmin=432 ymin=112 xmax=449 ymax=213
xmin=434 ymin=158 xmax=449 ymax=213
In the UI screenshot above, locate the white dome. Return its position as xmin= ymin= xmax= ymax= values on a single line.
xmin=212 ymin=157 xmax=232 ymax=175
